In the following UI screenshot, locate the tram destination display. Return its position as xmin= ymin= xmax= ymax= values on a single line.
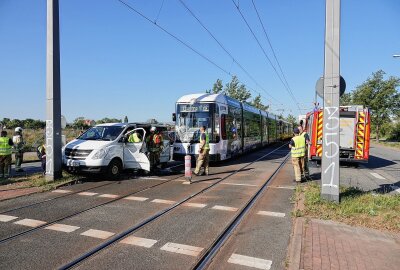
xmin=179 ymin=104 xmax=210 ymax=112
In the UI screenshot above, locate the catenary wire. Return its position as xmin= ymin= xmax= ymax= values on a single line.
xmin=178 ymin=0 xmax=283 ymax=107
xmin=117 ymin=0 xmax=230 ymax=76
xmin=251 ymin=0 xmax=296 ymax=101
xmin=231 ymin=0 xmax=303 ymax=113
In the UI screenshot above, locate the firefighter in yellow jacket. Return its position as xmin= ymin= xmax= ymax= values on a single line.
xmin=289 ymin=127 xmax=306 ymax=182
xmin=193 ymin=126 xmax=210 ymax=176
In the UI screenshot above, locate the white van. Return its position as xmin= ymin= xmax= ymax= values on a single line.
xmin=62 ymin=123 xmax=171 ymax=178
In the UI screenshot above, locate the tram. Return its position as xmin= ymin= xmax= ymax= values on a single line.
xmin=172 ymin=93 xmax=292 ymax=161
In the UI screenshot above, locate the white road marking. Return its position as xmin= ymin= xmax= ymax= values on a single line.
xmin=124 ymin=196 xmax=149 ymax=201
xmin=370 ymin=172 xmax=386 ymax=180
xmin=182 ymin=181 xmax=191 ymax=185
xmin=221 ymin=183 xmax=257 ymax=187
xmin=14 ymin=218 xmax=47 ymax=227
xmin=270 ymin=186 xmax=296 ymax=190
xmin=151 ymin=199 xmax=176 ymax=204
xmin=45 ymin=223 xmax=80 ymax=233
xmin=52 ymin=189 xmax=72 ymax=193
xmin=0 ymin=214 xmax=18 ymax=222
xmin=174 ymin=179 xmax=186 ymax=182
xmin=183 ymin=202 xmax=207 ymax=208
xmin=120 ymin=236 xmax=157 ymax=248
xmin=211 ymin=205 xmax=238 ymax=212
xmin=140 ymin=177 xmax=168 ymax=181
xmin=228 ymin=253 xmax=272 ymax=269
xmin=78 ymin=192 xmax=98 ymax=196
xmin=81 ymin=229 xmax=115 ymax=239
xmin=257 ymin=211 xmax=286 ymax=217
xmin=98 ymin=194 xmax=119 ymax=199
xmin=160 ymin=242 xmax=204 ymax=256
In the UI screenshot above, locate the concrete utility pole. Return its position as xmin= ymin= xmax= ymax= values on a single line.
xmin=321 ymin=0 xmax=341 ymax=202
xmin=46 ymin=0 xmax=62 ymax=181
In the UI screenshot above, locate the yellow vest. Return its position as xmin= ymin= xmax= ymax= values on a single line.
xmin=0 ymin=137 xmax=12 ymax=156
xmin=128 ymin=133 xmax=141 ymax=143
xmin=291 ymin=135 xmax=306 ymax=158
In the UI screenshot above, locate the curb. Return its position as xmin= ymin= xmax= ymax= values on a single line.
xmin=288 ymin=217 xmax=304 ymax=270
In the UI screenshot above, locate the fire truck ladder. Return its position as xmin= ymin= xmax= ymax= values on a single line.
xmin=355 ymin=108 xmax=367 ymax=159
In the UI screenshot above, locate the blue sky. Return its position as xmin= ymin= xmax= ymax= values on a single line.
xmin=0 ymin=0 xmax=399 ymax=123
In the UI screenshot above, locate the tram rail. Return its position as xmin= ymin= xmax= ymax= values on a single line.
xmin=58 ymin=143 xmax=289 ymax=269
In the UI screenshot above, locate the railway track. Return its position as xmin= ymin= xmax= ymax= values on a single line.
xmin=58 ymin=143 xmax=289 ymax=269
xmin=0 ymin=164 xmax=185 ymax=244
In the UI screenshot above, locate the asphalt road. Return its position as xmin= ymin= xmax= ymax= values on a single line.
xmin=309 ymin=143 xmax=400 ymax=194
xmin=0 ymin=144 xmax=295 ymax=270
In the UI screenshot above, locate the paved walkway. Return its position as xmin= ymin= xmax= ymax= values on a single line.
xmin=289 ymin=217 xmax=400 ymax=270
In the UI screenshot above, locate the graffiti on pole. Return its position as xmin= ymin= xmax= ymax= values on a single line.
xmin=322 ymin=106 xmax=339 ymax=191
xmin=46 ymin=120 xmax=53 ymax=175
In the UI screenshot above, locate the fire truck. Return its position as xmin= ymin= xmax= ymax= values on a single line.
xmin=305 ymin=105 xmax=371 ymax=163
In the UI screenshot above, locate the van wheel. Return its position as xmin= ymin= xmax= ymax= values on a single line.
xmin=107 ymin=159 xmax=122 ymax=179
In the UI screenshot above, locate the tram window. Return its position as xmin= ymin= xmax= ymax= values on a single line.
xmin=221 ymin=115 xmax=227 ymax=140
xmin=227 ymin=105 xmax=241 ymax=141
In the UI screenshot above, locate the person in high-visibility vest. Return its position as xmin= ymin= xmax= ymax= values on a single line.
xmin=12 ymin=127 xmax=25 ymax=172
xmin=289 ymin=127 xmax=306 ymax=182
xmin=0 ymin=131 xmax=14 ymax=179
xmin=298 ymin=125 xmax=311 ymax=180
xmin=194 ymin=126 xmax=210 ymax=176
xmin=146 ymin=127 xmax=163 ymax=172
xmin=128 ymin=130 xmax=142 ymax=143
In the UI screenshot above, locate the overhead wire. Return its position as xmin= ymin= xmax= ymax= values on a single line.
xmin=178 ymin=0 xmax=283 ymax=106
xmin=116 ymin=0 xmax=287 ymax=110
xmin=231 ymin=0 xmax=303 ymax=113
xmin=117 ymin=0 xmax=230 ymax=76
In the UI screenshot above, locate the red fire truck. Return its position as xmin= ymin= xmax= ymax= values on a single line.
xmin=305 ymin=105 xmax=371 ymax=163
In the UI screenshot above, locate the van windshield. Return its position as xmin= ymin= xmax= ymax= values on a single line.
xmin=78 ymin=126 xmax=124 ymax=141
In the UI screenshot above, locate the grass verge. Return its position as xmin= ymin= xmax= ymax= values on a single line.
xmin=294 ymin=183 xmax=400 ymax=233
xmin=0 ymin=173 xmax=79 ymax=191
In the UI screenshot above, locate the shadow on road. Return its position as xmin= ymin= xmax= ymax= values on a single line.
xmin=365 ymin=155 xmax=397 ymax=169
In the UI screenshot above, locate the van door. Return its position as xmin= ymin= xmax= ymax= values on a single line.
xmin=160 ymin=131 xmax=171 ymax=164
xmin=123 ymin=128 xmax=150 ymax=171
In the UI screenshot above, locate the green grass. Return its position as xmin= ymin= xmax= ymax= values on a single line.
xmin=295 ymin=183 xmax=400 ymax=232
xmin=0 ymin=172 xmax=79 ymax=191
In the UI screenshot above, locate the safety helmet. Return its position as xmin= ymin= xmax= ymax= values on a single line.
xmin=150 ymin=126 xmax=156 ymax=132
xmin=15 ymin=127 xmax=23 ymax=133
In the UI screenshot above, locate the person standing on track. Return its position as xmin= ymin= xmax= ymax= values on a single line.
xmin=298 ymin=125 xmax=311 ymax=180
xmin=0 ymin=130 xmax=14 ymax=179
xmin=193 ymin=126 xmax=210 ymax=176
xmin=289 ymin=127 xmax=306 ymax=183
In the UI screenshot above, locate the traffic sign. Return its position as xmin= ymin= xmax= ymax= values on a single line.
xmin=315 ymin=76 xmax=346 ymax=98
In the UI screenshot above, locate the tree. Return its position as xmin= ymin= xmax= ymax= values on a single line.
xmin=73 ymin=117 xmax=88 ymax=129
xmin=250 ymin=94 xmax=269 ymax=111
xmin=340 ymin=92 xmax=352 ymax=106
xmin=225 ymin=75 xmax=251 ymax=102
xmin=352 ymin=70 xmax=400 ymax=141
xmin=206 ymin=79 xmax=224 ymax=94
xmin=124 ymin=116 xmax=128 ymax=123
xmin=286 ymin=114 xmax=297 ymax=126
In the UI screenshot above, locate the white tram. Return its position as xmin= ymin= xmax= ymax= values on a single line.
xmin=172 ymin=93 xmax=292 ymax=161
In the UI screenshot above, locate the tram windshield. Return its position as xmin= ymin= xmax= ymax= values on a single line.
xmin=175 ymin=103 xmax=213 ymax=143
